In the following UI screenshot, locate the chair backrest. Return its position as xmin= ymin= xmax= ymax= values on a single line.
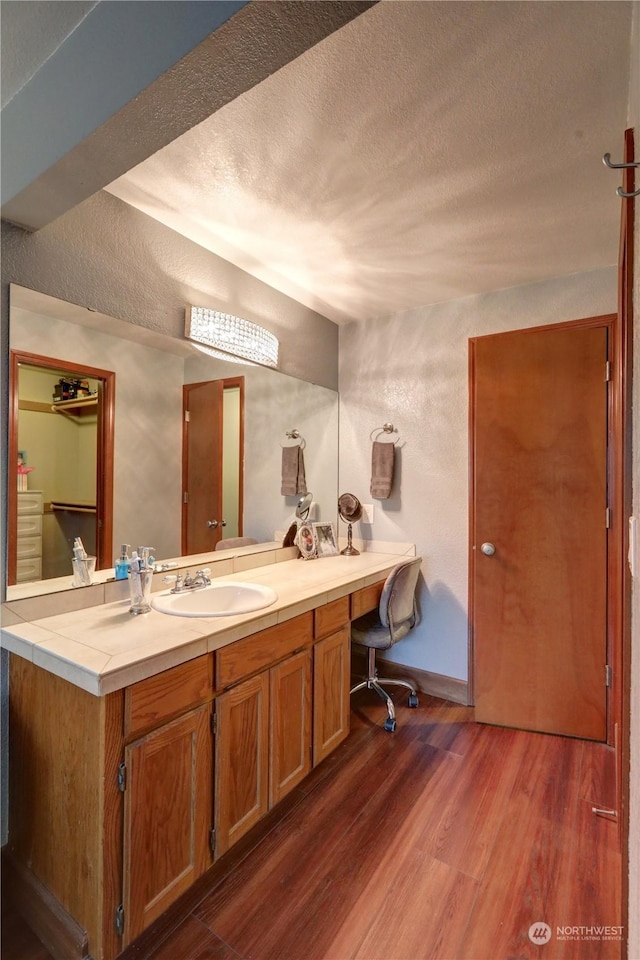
xmin=379 ymin=557 xmax=422 ymax=635
xmin=215 ymin=537 xmax=259 ymax=551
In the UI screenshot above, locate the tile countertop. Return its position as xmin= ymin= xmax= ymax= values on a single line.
xmin=1 ymin=553 xmax=407 ymax=697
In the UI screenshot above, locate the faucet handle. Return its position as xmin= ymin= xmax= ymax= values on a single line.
xmin=164 ymin=573 xmax=184 ymax=593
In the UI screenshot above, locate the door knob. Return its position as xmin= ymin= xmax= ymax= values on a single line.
xmin=480 ymin=542 xmax=496 ymax=556
xmin=207 ymin=519 xmax=227 ymax=528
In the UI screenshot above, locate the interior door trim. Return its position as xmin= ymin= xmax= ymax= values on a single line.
xmin=8 ymin=349 xmax=115 ymax=584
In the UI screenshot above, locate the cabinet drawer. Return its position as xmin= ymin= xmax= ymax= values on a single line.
xmin=124 ymin=654 xmax=214 ymax=738
xmin=16 ymin=558 xmax=42 ymax=582
xmin=216 ymin=612 xmax=313 ymax=689
xmin=350 ymin=581 xmax=385 ymax=620
xmin=17 ymin=491 xmax=43 ymax=515
xmin=17 ymin=514 xmax=42 ymax=537
xmin=314 ymin=596 xmax=349 ymax=639
xmin=16 ymin=535 xmax=42 ymax=560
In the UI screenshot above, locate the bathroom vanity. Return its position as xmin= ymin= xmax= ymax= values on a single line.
xmin=1 ymin=550 xmax=410 ymax=960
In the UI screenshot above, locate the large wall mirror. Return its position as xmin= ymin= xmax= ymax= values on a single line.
xmin=7 ymin=285 xmax=339 ymax=600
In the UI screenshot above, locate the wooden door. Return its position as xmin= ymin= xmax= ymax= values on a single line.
xmin=269 ymin=650 xmax=312 ymax=807
xmin=214 ymin=672 xmax=269 ymax=857
xmin=471 ymin=321 xmax=609 ymax=740
xmin=182 ymin=379 xmax=224 ymax=554
xmin=313 ymin=626 xmax=351 ymax=765
xmin=122 ymin=705 xmax=213 ymax=944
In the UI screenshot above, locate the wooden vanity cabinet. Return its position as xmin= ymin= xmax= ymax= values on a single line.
xmin=313 ymin=597 xmax=351 ymax=765
xmin=214 ymin=671 xmax=270 ymax=857
xmin=6 ymin=588 xmax=366 ymax=960
xmin=122 ymin=704 xmax=213 ymax=944
xmin=214 ymin=614 xmax=314 ymax=857
xmin=121 ymin=656 xmax=215 ymax=945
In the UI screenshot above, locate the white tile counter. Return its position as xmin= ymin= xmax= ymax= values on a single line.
xmin=1 ymin=552 xmax=408 ymax=696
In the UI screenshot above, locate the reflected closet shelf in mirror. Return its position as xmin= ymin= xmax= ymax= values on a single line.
xmin=49 ymin=500 xmax=97 ymax=514
xmin=51 ymin=396 xmax=98 ymax=421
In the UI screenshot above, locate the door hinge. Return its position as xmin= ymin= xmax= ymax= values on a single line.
xmin=211 ymin=712 xmax=217 ymax=735
xmin=115 ymin=904 xmax=124 ymax=937
xmin=209 ymin=828 xmax=216 ymax=854
xmin=117 ymin=761 xmax=126 ymax=792
xmin=184 ymin=410 xmax=190 ymax=422
xmin=605 ymin=664 xmax=612 ymax=687
xmin=605 ymin=360 xmax=611 ymax=382
xmin=183 ymin=491 xmax=189 ymax=504
xmin=605 ymin=507 xmax=611 ymax=529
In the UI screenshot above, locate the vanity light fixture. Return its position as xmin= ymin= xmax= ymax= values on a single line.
xmin=186 ymin=306 xmax=279 ymax=368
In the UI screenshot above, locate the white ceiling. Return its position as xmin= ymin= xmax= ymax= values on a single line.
xmin=34 ymin=3 xmax=640 ymax=324
xmin=105 ymin=1 xmax=633 ymax=324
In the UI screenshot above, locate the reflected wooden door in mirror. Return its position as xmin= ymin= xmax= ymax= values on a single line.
xmin=182 ymin=377 xmax=245 ymax=554
xmin=8 ymin=350 xmax=115 ymax=585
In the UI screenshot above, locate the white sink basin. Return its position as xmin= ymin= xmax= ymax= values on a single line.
xmin=151 ymin=582 xmax=278 ymax=618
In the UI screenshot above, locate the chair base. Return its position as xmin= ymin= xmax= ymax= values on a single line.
xmin=350 ymin=648 xmax=418 ymax=730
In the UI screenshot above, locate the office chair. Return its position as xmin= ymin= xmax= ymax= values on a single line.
xmin=215 ymin=537 xmax=259 ymax=551
xmin=350 ymin=556 xmax=422 ymax=732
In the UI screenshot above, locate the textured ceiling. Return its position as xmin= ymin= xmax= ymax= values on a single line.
xmin=104 ymin=1 xmax=630 ymax=324
xmin=0 ymin=0 xmax=96 ymax=108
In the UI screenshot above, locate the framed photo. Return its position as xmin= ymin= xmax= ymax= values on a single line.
xmin=296 ymin=521 xmax=317 ymax=560
xmin=313 ymin=521 xmax=339 ymax=557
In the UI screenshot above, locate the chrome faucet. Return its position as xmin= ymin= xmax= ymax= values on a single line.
xmin=192 ymin=568 xmax=212 ymax=588
xmin=163 ymin=568 xmax=211 ymax=593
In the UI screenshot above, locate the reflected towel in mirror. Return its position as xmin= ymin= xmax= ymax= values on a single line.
xmin=281 ymin=445 xmax=307 ymax=496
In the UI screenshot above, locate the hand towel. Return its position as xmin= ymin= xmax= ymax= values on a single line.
xmin=281 ymin=445 xmax=307 ymax=496
xmin=370 ymin=441 xmax=394 ymax=499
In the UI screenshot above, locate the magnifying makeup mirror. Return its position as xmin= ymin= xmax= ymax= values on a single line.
xmin=295 ymin=492 xmax=313 ymax=522
xmin=338 ymin=492 xmax=363 ymax=556
xmin=283 ymin=492 xmax=314 ymax=547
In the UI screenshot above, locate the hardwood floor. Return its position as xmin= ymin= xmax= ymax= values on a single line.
xmin=2 ymin=693 xmax=622 ymax=960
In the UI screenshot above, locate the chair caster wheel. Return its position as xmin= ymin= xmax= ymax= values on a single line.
xmin=408 ymin=693 xmax=419 ymax=708
xmin=384 ymin=717 xmax=397 ymax=732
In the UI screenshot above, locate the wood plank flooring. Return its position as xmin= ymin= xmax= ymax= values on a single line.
xmin=2 ymin=693 xmax=623 ymax=960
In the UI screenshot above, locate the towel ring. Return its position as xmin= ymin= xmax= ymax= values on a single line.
xmin=369 ymin=422 xmax=400 ymax=445
xmin=281 ymin=429 xmax=306 ymax=449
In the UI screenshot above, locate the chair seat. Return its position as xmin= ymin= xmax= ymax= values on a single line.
xmin=351 ymin=611 xmax=413 ymax=650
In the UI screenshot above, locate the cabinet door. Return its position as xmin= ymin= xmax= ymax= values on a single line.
xmin=313 ymin=626 xmax=351 ymax=765
xmin=214 ymin=672 xmax=269 ymax=858
xmin=122 ymin=705 xmax=212 ymax=944
xmin=270 ymin=649 xmax=312 ymax=807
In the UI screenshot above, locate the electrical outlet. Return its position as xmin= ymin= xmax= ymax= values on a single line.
xmin=361 ymin=503 xmax=374 ymax=524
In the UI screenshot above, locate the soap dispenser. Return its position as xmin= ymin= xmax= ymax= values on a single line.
xmin=114 ymin=544 xmax=131 ymax=581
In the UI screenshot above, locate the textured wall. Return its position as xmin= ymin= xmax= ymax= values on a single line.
xmin=184 ymin=354 xmax=339 ymax=540
xmin=1 ymin=192 xmax=339 ymax=391
xmin=339 ymin=266 xmax=617 ymax=681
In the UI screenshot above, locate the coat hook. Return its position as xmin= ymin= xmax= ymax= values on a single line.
xmin=602 ymin=153 xmax=640 ymax=170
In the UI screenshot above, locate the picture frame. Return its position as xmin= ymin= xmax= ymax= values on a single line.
xmin=313 ymin=521 xmax=339 ymax=557
xmin=296 ymin=521 xmax=317 ymax=560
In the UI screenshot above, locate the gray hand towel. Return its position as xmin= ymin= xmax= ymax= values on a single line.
xmin=370 ymin=441 xmax=394 ymax=499
xmin=281 ymin=445 xmax=307 ymax=496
